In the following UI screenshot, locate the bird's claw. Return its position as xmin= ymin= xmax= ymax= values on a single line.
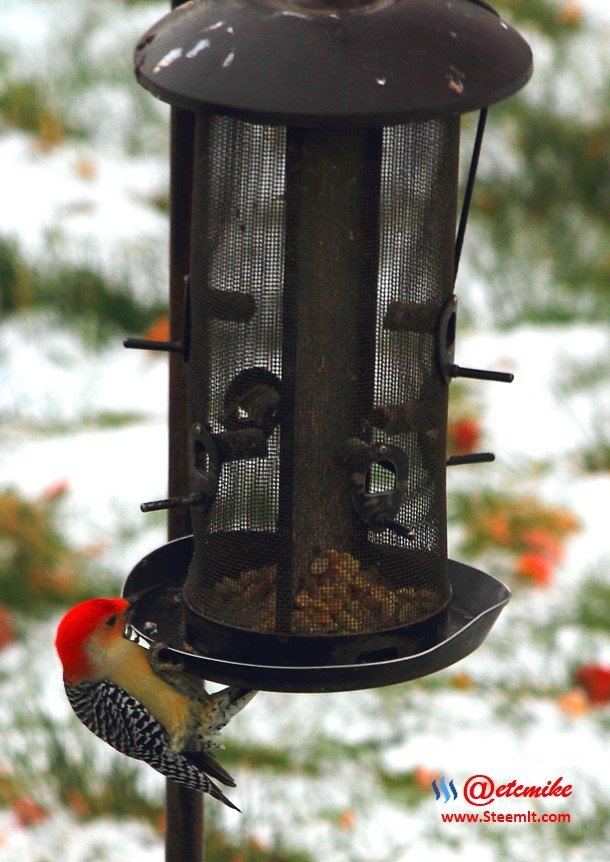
xmin=148 ymin=642 xmax=208 ymax=702
xmin=149 ymin=642 xmax=185 ymax=674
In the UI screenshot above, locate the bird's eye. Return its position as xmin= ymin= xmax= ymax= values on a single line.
xmin=105 ymin=615 xmax=117 ymax=627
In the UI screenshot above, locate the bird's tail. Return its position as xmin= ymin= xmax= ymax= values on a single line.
xmin=207 ymin=778 xmax=241 ymax=812
xmin=209 ymin=687 xmax=257 ymax=735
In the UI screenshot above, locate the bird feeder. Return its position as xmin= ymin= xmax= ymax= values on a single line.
xmin=123 ymin=0 xmax=532 ymax=693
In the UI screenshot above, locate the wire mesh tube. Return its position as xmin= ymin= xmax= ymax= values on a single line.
xmin=182 ymin=112 xmax=459 ymax=659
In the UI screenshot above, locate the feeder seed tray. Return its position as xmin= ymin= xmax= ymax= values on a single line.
xmin=123 ymin=536 xmax=510 ymax=693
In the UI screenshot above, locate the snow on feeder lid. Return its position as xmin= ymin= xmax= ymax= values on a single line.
xmin=123 ymin=0 xmax=531 ymax=692
xmin=133 ymin=0 xmax=532 ymax=126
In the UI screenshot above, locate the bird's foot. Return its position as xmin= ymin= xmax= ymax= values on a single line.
xmin=148 ymin=643 xmax=208 ymax=702
xmin=149 ymin=642 xmax=185 ymax=673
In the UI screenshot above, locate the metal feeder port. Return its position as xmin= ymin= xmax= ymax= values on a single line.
xmin=124 ymin=0 xmax=532 ymax=693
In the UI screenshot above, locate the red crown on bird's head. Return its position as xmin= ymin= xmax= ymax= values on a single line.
xmin=55 ymin=597 xmax=129 ymax=684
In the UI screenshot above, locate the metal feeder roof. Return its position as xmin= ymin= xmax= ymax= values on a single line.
xmin=134 ymin=0 xmax=533 ymax=125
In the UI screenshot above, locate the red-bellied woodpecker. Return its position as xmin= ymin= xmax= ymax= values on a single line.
xmin=55 ymin=597 xmax=256 ymax=810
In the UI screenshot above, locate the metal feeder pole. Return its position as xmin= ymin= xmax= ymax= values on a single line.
xmin=165 ymin=2 xmax=202 ymax=859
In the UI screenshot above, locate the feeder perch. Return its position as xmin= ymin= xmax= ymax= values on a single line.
xmin=124 ymin=0 xmax=532 ymax=693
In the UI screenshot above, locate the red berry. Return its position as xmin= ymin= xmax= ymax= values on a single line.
xmin=451 ymin=419 xmax=481 ymax=454
xmin=575 ymin=665 xmax=610 ymax=706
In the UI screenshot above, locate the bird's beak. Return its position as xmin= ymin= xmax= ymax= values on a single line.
xmin=122 ymin=584 xmax=160 ymax=616
xmin=120 ymin=586 xmax=161 ymax=640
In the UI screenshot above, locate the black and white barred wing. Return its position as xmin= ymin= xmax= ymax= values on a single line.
xmin=65 ymin=681 xmax=239 ymax=809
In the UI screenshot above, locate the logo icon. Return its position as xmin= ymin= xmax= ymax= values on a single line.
xmin=432 ymin=777 xmax=458 ymax=803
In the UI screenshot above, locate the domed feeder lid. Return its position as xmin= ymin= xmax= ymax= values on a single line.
xmin=134 ymin=0 xmax=532 ymax=126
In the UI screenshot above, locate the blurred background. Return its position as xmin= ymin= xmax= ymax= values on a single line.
xmin=0 ymin=1 xmax=608 ymax=859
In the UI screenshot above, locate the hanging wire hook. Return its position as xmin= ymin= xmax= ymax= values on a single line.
xmin=453 ymin=2 xmax=504 ymax=279
xmin=454 ymin=107 xmax=488 ymax=280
